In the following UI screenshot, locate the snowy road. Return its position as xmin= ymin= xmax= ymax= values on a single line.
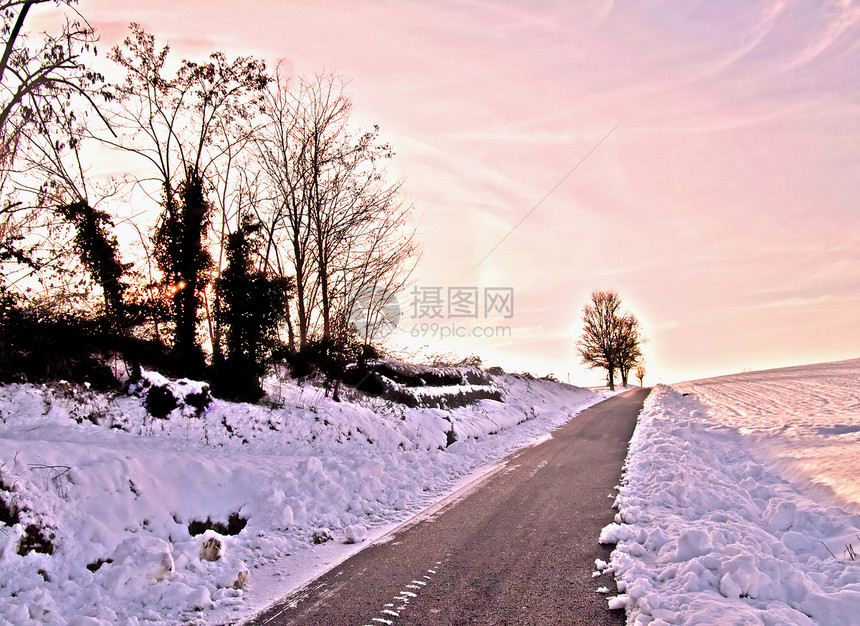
xmin=248 ymin=388 xmax=649 ymax=625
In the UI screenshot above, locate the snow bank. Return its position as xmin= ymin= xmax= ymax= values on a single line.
xmin=605 ymin=366 xmax=860 ymax=625
xmin=0 ymin=370 xmax=603 ymax=624
xmin=673 ymin=358 xmax=860 ymax=512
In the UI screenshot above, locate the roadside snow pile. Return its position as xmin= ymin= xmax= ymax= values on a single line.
xmin=0 ymin=369 xmax=602 ymax=625
xmin=604 ymin=367 xmax=860 ymax=625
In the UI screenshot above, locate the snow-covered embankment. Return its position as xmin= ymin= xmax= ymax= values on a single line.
xmin=0 ymin=370 xmax=604 ymax=625
xmin=602 ymin=360 xmax=860 ymax=625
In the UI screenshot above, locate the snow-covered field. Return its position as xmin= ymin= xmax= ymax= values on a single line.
xmin=603 ymin=359 xmax=860 ymax=625
xmin=0 ymin=368 xmax=605 ymax=625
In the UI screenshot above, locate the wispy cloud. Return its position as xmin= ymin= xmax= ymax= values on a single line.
xmin=85 ymin=0 xmax=860 ymax=383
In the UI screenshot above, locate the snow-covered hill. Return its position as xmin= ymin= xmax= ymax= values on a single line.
xmin=0 ymin=368 xmax=605 ymax=625
xmin=602 ymin=359 xmax=860 ymax=624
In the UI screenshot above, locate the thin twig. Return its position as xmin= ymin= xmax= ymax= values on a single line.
xmin=28 ymin=463 xmax=72 ymax=478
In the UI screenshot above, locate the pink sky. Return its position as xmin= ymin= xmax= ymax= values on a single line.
xmin=81 ymin=0 xmax=859 ymax=384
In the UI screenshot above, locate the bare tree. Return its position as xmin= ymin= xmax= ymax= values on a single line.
xmin=105 ymin=24 xmax=268 ymax=201
xmin=617 ymin=313 xmax=643 ymax=387
xmin=576 ymin=290 xmax=643 ymax=391
xmin=256 ymin=71 xmax=418 ymax=349
xmin=0 ymin=0 xmax=107 ymax=156
xmin=315 ymin=116 xmax=417 ymax=346
xmin=333 ymin=173 xmax=417 ymax=346
xmin=255 ymin=68 xmax=318 ymax=348
xmin=635 ymin=362 xmax=646 ymax=387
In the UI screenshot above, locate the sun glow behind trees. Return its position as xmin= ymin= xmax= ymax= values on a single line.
xmin=5 ymin=0 xmax=859 ymax=384
xmin=0 ymin=4 xmax=419 ymax=397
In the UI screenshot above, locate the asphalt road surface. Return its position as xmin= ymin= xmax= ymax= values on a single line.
xmin=249 ymin=387 xmax=650 ymax=626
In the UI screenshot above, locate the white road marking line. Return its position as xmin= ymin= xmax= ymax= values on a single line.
xmin=364 ymin=562 xmax=442 ymax=624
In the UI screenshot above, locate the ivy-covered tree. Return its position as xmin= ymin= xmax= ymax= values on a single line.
xmin=214 ymin=215 xmax=291 ymax=400
xmin=56 ymin=200 xmax=128 ymax=326
xmin=104 ymin=24 xmax=269 ymax=369
xmin=153 ymin=169 xmax=213 ymax=375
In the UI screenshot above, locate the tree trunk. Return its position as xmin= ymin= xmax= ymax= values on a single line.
xmin=294 ymin=254 xmax=308 ymax=348
xmin=285 ymin=297 xmax=295 ymax=350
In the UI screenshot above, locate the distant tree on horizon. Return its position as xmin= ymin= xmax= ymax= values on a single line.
xmin=576 ymin=289 xmax=644 ymax=391
xmin=635 ymin=362 xmax=646 ymax=387
xmin=617 ymin=314 xmax=644 ymax=386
